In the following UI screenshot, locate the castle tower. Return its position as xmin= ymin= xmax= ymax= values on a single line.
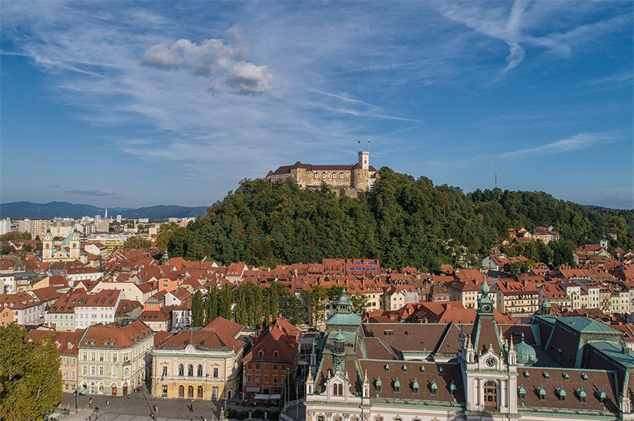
xmin=43 ymin=229 xmax=53 ymax=262
xmin=69 ymin=229 xmax=80 ymax=261
xmin=358 ymin=151 xmax=369 ymax=170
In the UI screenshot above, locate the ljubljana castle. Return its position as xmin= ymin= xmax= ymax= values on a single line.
xmin=266 ymin=151 xmax=379 ymax=197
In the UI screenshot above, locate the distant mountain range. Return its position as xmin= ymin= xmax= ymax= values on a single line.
xmin=0 ymin=201 xmax=208 ymax=220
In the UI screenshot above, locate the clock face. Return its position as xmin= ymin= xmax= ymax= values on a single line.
xmin=486 ymin=357 xmax=496 ymax=368
xmin=482 ymin=304 xmax=492 ymax=312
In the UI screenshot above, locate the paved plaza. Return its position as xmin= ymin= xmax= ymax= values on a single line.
xmin=56 ymin=392 xmax=293 ymax=421
xmin=58 ymin=392 xmax=220 ymax=421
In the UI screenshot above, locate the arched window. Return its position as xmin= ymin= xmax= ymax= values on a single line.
xmin=258 ymin=350 xmax=265 ymax=357
xmin=484 ymin=381 xmax=497 ymax=408
xmin=197 ymin=364 xmax=203 ymax=377
xmin=179 ymin=385 xmax=185 ymax=397
xmin=188 ymin=385 xmax=194 ymax=398
xmin=197 ymin=386 xmax=204 ymax=398
xmin=178 ymin=364 xmax=184 ymax=376
xmin=273 ymin=350 xmax=279 ymax=358
xmin=188 ymin=364 xmax=194 ymax=377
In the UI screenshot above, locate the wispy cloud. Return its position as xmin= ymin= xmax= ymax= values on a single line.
xmin=499 ymin=132 xmax=614 ymax=158
xmin=1 ymin=1 xmax=630 ymax=207
xmin=66 ymin=190 xmax=116 ymax=197
xmin=436 ymin=0 xmax=630 ymax=78
xmin=581 ymin=70 xmax=633 ymax=86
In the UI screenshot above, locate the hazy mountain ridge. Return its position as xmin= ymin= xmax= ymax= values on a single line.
xmin=0 ymin=201 xmax=207 ymax=219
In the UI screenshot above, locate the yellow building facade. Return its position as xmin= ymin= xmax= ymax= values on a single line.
xmin=151 ymin=329 xmax=245 ymax=400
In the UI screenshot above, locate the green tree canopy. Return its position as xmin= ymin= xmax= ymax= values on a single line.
xmin=191 ymin=290 xmax=204 ymax=327
xmin=123 ymin=235 xmax=152 ymax=251
xmin=0 ymin=324 xmax=63 ymax=421
xmin=165 ymin=169 xmax=632 ymax=269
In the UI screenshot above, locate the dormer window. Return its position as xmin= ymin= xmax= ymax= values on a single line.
xmin=557 ymin=387 xmax=567 ymax=401
xmin=419 ymin=366 xmax=425 ymax=373
xmin=273 ymin=350 xmax=279 ymax=358
xmin=537 ymin=387 xmax=546 ymax=401
xmin=577 ymin=388 xmax=587 ymax=403
xmin=597 ymin=389 xmax=607 ymax=402
xmin=384 ymin=364 xmax=390 ymax=371
xmin=375 ymin=378 xmax=382 ymax=392
xmin=524 ymin=371 xmax=530 ymax=378
xmin=402 ymin=365 xmax=407 ymax=372
xmin=581 ymin=373 xmax=588 ymax=381
xmin=562 ymin=372 xmax=569 ymax=380
xmin=449 ymin=381 xmax=457 ymax=396
xmin=258 ymin=350 xmax=264 ymax=357
xmin=393 ymin=379 xmax=400 ymax=393
xmin=543 ymin=372 xmax=549 ymax=379
xmin=412 ymin=379 xmax=419 ymax=393
xmin=518 ymin=386 xmax=526 ymax=400
xmin=430 ymin=380 xmax=438 ymax=396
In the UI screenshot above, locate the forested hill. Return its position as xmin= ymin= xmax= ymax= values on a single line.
xmin=166 ymin=168 xmax=633 ymax=271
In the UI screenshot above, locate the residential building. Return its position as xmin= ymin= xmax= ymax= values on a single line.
xmin=0 ymin=291 xmax=41 ymax=326
xmin=383 ymin=285 xmax=419 ymax=311
xmin=243 ymin=317 xmax=301 ymax=395
xmin=445 ymin=280 xmax=479 ymax=309
xmin=74 ymin=290 xmax=123 ymax=329
xmin=26 ymin=329 xmax=85 ymax=392
xmin=492 ymin=281 xmax=539 ymax=317
xmin=46 ymin=290 xmax=88 ymax=331
xmin=138 ymin=307 xmax=172 ymax=331
xmin=77 ymin=320 xmax=154 ymax=395
xmin=344 ymin=259 xmax=380 ymax=276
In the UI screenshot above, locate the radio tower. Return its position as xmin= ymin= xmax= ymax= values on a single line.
xmin=494 ymin=163 xmax=498 ymax=189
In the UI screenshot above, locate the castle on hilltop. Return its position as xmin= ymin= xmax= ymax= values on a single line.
xmin=266 ymin=151 xmax=379 ymax=197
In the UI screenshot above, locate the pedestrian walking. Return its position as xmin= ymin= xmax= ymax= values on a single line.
xmin=88 ymin=397 xmax=93 ymax=409
xmin=106 ymin=400 xmax=110 ymax=408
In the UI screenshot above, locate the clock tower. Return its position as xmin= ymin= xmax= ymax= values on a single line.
xmin=460 ymin=277 xmax=519 ymax=417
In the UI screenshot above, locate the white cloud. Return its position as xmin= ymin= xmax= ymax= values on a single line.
xmin=141 ymin=29 xmax=272 ymax=95
xmin=499 ymin=132 xmax=613 ymax=158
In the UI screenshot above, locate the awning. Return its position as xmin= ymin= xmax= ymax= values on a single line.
xmin=245 ymin=387 xmax=260 ymax=393
xmin=254 ymin=393 xmax=281 ymax=400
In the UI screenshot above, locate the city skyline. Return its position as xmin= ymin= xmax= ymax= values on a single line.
xmin=1 ymin=1 xmax=632 ymax=209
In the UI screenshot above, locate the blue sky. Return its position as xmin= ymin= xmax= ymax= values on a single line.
xmin=1 ymin=0 xmax=632 ymax=209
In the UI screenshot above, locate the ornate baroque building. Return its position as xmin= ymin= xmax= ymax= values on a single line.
xmin=266 ymin=151 xmax=379 ymax=197
xmin=305 ymin=284 xmax=634 ymax=421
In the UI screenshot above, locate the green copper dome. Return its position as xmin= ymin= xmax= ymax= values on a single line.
xmin=515 ymin=333 xmax=537 ymax=364
xmin=481 ymin=278 xmax=490 ymax=295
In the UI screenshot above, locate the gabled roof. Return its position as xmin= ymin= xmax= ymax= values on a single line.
xmin=80 ymin=320 xmax=153 ymax=349
xmin=159 ymin=329 xmax=244 ymax=352
xmin=202 ymin=316 xmax=244 ymax=338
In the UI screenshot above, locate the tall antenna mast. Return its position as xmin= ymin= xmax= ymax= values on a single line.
xmin=494 ymin=163 xmax=498 ymax=189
